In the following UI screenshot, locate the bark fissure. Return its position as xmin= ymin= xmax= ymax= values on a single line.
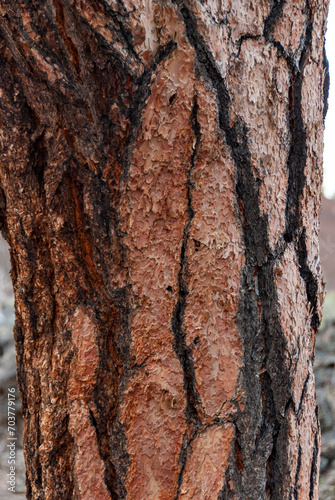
xmin=284 ymin=15 xmax=320 ymax=329
xmin=121 ymin=40 xmax=177 ymax=179
xmin=297 ymin=373 xmax=310 ymax=418
xmin=263 ymin=0 xmax=287 ymax=41
xmin=88 ymin=405 xmax=117 ymax=500
xmin=323 ymin=44 xmax=330 ymax=121
xmin=95 ymin=0 xmax=140 ymax=61
xmin=297 ymin=230 xmax=319 ymax=328
xmin=172 ymin=97 xmax=203 ymax=499
xmin=294 ymin=444 xmax=302 ymax=500
xmin=174 ymin=432 xmax=190 ymax=500
xmin=52 ymin=0 xmax=82 ymax=79
xmin=284 ymin=26 xmax=311 ymax=243
xmin=309 ymin=426 xmax=320 ymax=500
xmin=95 ymin=291 xmax=131 ymax=500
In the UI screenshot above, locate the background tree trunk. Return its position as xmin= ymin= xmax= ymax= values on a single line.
xmin=0 ymin=0 xmax=329 ymax=498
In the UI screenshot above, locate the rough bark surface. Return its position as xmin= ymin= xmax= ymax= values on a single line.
xmin=0 ymin=1 xmax=329 ymax=499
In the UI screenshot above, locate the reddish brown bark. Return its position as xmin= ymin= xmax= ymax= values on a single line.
xmin=0 ymin=1 xmax=329 ymax=498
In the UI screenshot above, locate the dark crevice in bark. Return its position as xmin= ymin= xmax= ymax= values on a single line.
xmin=0 ymin=184 xmax=9 ymax=241
xmin=88 ymin=408 xmax=99 ymax=434
xmin=323 ymin=43 xmax=330 ymax=122
xmin=13 ymin=323 xmax=27 ymax=412
xmin=108 ymin=420 xmax=130 ymax=500
xmin=65 ymin=168 xmax=108 ymax=291
xmin=284 ymin=30 xmax=310 ymax=243
xmin=263 ymin=0 xmax=287 ymax=41
xmin=236 ymin=33 xmax=261 ymax=55
xmin=174 ymin=432 xmax=190 ymax=500
xmin=89 ymin=407 xmax=115 ymax=500
xmin=217 ymin=426 xmax=243 ymax=500
xmin=218 ymin=465 xmax=234 ymax=500
xmin=283 ymin=16 xmax=320 ymax=329
xmin=284 ymin=397 xmax=294 ymax=419
xmin=122 ymin=39 xmax=177 ymax=179
xmin=301 ymin=227 xmax=320 ymax=321
xmin=264 ymin=421 xmax=281 ymax=498
xmin=217 ymin=467 xmax=235 ymax=499
xmin=297 ymin=372 xmax=310 ymax=417
xmin=29 ymin=131 xmax=47 ymax=193
xmin=93 ymin=295 xmax=130 ymax=500
xmin=52 ymin=0 xmax=82 ymax=79
xmin=173 ymin=97 xmax=203 ymax=500
xmin=94 ymin=0 xmax=140 ymax=61
xmin=294 ymin=444 xmax=302 ymax=499
xmin=255 ymin=372 xmax=279 ymax=452
xmin=309 ymin=422 xmax=320 ymax=500
xmin=91 ymin=290 xmax=131 ymax=500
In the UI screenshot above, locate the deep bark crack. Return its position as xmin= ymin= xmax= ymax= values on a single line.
xmin=263 ymin=0 xmax=287 ymax=42
xmin=283 ymin=13 xmax=320 ymax=329
xmin=294 ymin=444 xmax=302 ymax=499
xmin=122 ymin=39 xmax=177 ymax=179
xmin=309 ymin=424 xmax=320 ymax=499
xmin=172 ymin=96 xmax=203 ymax=499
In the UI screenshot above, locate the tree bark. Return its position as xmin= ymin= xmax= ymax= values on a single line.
xmin=0 ymin=0 xmax=329 ymax=498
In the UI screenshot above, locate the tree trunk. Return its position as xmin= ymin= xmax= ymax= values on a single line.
xmin=0 ymin=1 xmax=329 ymax=498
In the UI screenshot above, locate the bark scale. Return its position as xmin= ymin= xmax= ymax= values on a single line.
xmin=0 ymin=0 xmax=329 ymax=498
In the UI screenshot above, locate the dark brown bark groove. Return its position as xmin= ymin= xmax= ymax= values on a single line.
xmin=0 ymin=0 xmax=329 ymax=498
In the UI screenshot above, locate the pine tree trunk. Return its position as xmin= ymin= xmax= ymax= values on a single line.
xmin=0 ymin=1 xmax=329 ymax=498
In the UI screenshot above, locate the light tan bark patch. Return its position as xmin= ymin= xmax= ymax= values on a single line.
xmin=184 ymin=81 xmax=244 ymax=416
xmin=179 ymin=424 xmax=234 ymax=499
xmin=274 ymin=247 xmax=312 ymax=409
xmin=121 ymin=358 xmax=186 ymax=500
xmin=67 ymin=308 xmax=109 ymax=499
xmin=229 ymin=0 xmax=271 ymax=41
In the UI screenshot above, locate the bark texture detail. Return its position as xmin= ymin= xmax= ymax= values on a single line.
xmin=0 ymin=0 xmax=329 ymax=499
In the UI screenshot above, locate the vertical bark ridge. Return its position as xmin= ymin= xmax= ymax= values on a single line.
xmin=61 ymin=167 xmax=130 ymax=497
xmin=108 ymin=38 xmax=180 ymax=500
xmin=283 ymin=9 xmax=320 ymax=329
